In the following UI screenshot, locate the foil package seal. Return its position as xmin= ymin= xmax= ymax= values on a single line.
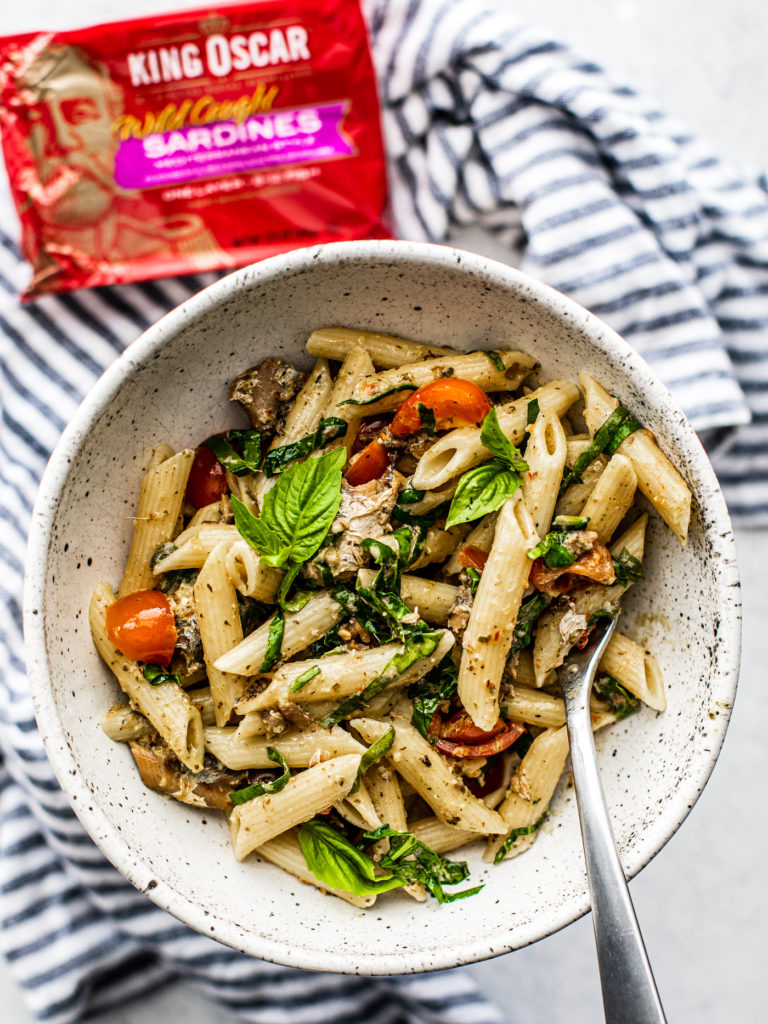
xmin=0 ymin=0 xmax=390 ymax=298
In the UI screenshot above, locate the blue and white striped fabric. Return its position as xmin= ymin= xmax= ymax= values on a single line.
xmin=2 ymin=0 xmax=768 ymax=1021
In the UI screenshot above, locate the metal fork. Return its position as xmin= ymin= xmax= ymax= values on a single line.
xmin=558 ymin=615 xmax=667 ymax=1024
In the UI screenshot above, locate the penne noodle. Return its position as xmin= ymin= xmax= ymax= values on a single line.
xmin=459 ymin=490 xmax=538 ymax=731
xmin=215 ymin=591 xmax=344 ymax=676
xmin=444 ymin=511 xmax=498 ymax=576
xmin=118 ymin=448 xmax=195 ymax=596
xmin=229 ymin=753 xmax=361 ymax=858
xmin=204 ymin=724 xmax=365 ymax=769
xmin=306 ymin=326 xmax=455 ymax=367
xmin=356 ymin=569 xmax=457 ymax=626
xmin=409 ymin=817 xmax=478 ymax=856
xmin=224 ymin=540 xmax=282 ymax=602
xmin=194 ymin=541 xmax=246 ymax=726
xmin=322 ymin=345 xmax=375 ymax=456
xmin=579 ymin=453 xmax=637 ymax=544
xmin=599 ymin=632 xmax=666 ymax=712
xmin=579 ymin=373 xmax=691 ymax=545
xmin=521 ymin=409 xmax=568 ymax=537
xmin=99 ymin=704 xmax=153 ymax=743
xmin=346 ymin=350 xmax=537 ymax=415
xmin=350 ymin=716 xmax=508 ymax=835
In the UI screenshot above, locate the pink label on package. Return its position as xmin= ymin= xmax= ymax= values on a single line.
xmin=114 ymin=102 xmax=353 ymax=189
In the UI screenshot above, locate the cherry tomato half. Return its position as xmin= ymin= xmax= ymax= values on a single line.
xmin=186 ymin=444 xmax=227 ymax=509
xmin=458 ymin=545 xmax=489 ymax=572
xmin=345 ymin=439 xmax=391 ymax=486
xmin=105 ymin=590 xmax=177 ymax=667
xmin=390 ymin=378 xmax=491 ymax=436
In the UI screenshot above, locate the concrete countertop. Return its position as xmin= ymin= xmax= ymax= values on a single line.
xmin=2 ymin=1 xmax=765 ymax=1021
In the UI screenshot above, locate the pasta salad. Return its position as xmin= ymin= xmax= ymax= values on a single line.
xmin=91 ymin=327 xmax=691 ymax=907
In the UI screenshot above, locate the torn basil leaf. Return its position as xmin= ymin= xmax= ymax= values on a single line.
xmin=417 ymin=402 xmax=436 ymax=435
xmin=511 ymin=592 xmax=551 ymax=653
xmin=321 ymin=630 xmax=442 ymax=728
xmin=350 ymin=726 xmax=395 ymax=793
xmin=558 ymin=405 xmax=641 ymax=495
xmin=396 ymin=483 xmax=426 ymax=506
xmin=142 ymin=664 xmax=181 ymax=687
xmin=526 ymin=529 xmax=575 ymax=568
xmin=338 ymin=383 xmax=418 ymax=407
xmin=553 ymin=515 xmax=589 ymax=530
xmin=612 ymin=548 xmax=644 ymax=586
xmin=593 ymin=673 xmax=640 ymax=720
xmin=479 ymin=350 xmax=505 ymax=373
xmin=260 ymin=609 xmax=285 ymax=672
xmin=262 ymin=417 xmax=348 ymax=477
xmin=297 ymin=819 xmax=404 ymax=897
xmin=480 ymin=407 xmax=529 ymax=471
xmin=409 ymin=655 xmax=458 ymax=740
xmin=466 ymin=567 xmax=481 ymax=597
xmin=204 ymin=429 xmax=262 ymax=476
xmin=493 ymin=812 xmax=548 ymax=864
xmin=290 ymin=665 xmax=320 ymax=693
xmin=229 ymin=747 xmax=290 ymax=805
xmin=361 ymin=825 xmax=483 ymax=903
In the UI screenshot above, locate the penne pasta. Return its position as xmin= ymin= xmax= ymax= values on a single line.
xmin=194 ymin=541 xmax=246 ymax=726
xmin=306 ymin=326 xmax=455 ymax=367
xmin=521 ymin=409 xmax=568 ymax=537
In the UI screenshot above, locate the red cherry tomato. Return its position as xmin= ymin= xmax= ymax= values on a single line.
xmin=105 ymin=590 xmax=177 ymax=667
xmin=186 ymin=444 xmax=227 ymax=509
xmin=465 ymin=755 xmax=506 ymax=798
xmin=458 ymin=545 xmax=489 ymax=572
xmin=436 ymin=722 xmax=525 ymax=759
xmin=390 ymin=379 xmax=491 ymax=436
xmin=439 ymin=709 xmax=507 ymax=745
xmin=345 ymin=439 xmax=391 ymax=486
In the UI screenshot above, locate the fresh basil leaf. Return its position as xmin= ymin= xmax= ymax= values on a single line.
xmin=297 ymin=819 xmax=404 ymax=897
xmin=260 ymin=609 xmax=285 ymax=672
xmin=526 ymin=398 xmax=540 ymax=426
xmin=612 ymin=548 xmax=644 ymax=586
xmin=587 ymin=606 xmax=619 ymax=628
xmin=593 ymin=673 xmax=640 ymax=720
xmin=493 ymin=812 xmax=547 ymax=864
xmin=150 ymin=542 xmax=177 ymax=568
xmin=229 ymin=747 xmax=290 ymax=805
xmin=361 ymin=825 xmax=483 ymax=903
xmin=322 ymin=630 xmax=442 ymax=727
xmin=338 ymin=383 xmax=418 ymax=407
xmin=397 ymin=484 xmax=426 ymax=506
xmin=409 ymin=655 xmax=458 ymax=740
xmin=417 ymin=403 xmax=436 ymax=435
xmin=481 ymin=350 xmax=505 ymax=373
xmin=262 ymin=417 xmax=348 ymax=477
xmin=480 ymin=407 xmax=529 ymax=470
xmin=466 ymin=567 xmax=481 ymax=597
xmin=204 ymin=429 xmax=262 ymax=476
xmin=157 ymin=568 xmax=198 ymax=594
xmin=526 ymin=529 xmax=575 ymax=568
xmin=276 ymin=562 xmax=313 ymax=612
xmin=142 ymin=664 xmax=181 ymax=687
xmin=553 ymin=515 xmax=590 ymax=530
xmin=233 ymin=447 xmax=346 ymax=569
xmin=445 ymin=459 xmax=521 ymax=529
xmin=351 ymin=726 xmax=395 ymax=793
xmin=606 ymin=412 xmax=641 ymax=456
xmin=511 ymin=592 xmax=551 ymax=653
xmin=290 ymin=665 xmax=320 ymax=693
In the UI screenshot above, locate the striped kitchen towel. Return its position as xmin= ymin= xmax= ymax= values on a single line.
xmin=2 ymin=0 xmax=768 ymax=1022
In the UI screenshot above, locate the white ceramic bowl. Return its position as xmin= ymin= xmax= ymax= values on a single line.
xmin=24 ymin=240 xmax=740 ymax=974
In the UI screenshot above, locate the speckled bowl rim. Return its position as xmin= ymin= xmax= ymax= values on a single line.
xmin=24 ymin=239 xmax=741 ymax=974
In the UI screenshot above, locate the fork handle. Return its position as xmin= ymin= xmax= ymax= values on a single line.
xmin=565 ymin=707 xmax=667 ymax=1024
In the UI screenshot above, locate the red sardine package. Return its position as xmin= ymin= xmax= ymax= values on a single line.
xmin=0 ymin=0 xmax=390 ymax=299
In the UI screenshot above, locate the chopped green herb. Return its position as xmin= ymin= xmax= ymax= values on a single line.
xmin=157 ymin=568 xmax=197 ymax=594
xmin=593 ymin=673 xmax=640 ymax=720
xmin=204 ymin=429 xmax=262 ymax=476
xmin=409 ymin=655 xmax=458 ymax=740
xmin=150 ymin=542 xmax=176 ymax=568
xmin=552 ymin=515 xmax=590 ymax=530
xmin=321 ymin=630 xmax=442 ymax=727
xmin=612 ymin=548 xmax=644 ymax=587
xmin=494 ymin=812 xmax=548 ymax=864
xmin=526 ymin=529 xmax=575 ymax=569
xmin=229 ymin=747 xmax=290 ymax=805
xmin=338 ymin=383 xmax=418 ymax=407
xmin=361 ymin=825 xmax=483 ymax=903
xmin=526 ymin=398 xmax=540 ymax=425
xmin=587 ymin=606 xmax=618 ymax=628
xmin=260 ymin=609 xmax=285 ymax=672
xmin=480 ymin=350 xmax=506 ymax=373
xmin=231 ymin=446 xmax=346 ymax=569
xmin=466 ymin=567 xmax=481 ymax=597
xmin=558 ymin=406 xmax=641 ymax=495
xmin=396 ymin=484 xmax=426 ymax=506
xmin=417 ymin=402 xmax=436 ymax=435
xmin=290 ymin=665 xmax=320 ymax=693
xmin=350 ymin=726 xmax=395 ymax=793
xmin=511 ymin=592 xmax=551 ymax=653
xmin=142 ymin=664 xmax=181 ymax=687
xmin=262 ymin=417 xmax=348 ymax=477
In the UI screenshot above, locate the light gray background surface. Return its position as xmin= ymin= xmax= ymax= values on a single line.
xmin=2 ymin=0 xmax=766 ymax=1021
